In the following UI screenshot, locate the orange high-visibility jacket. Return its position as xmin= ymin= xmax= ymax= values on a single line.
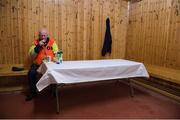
xmin=34 ymin=38 xmax=55 ymax=65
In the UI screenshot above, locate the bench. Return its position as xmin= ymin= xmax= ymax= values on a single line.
xmin=131 ymin=64 xmax=180 ymax=102
xmin=0 ymin=64 xmax=28 ymax=77
xmin=0 ymin=64 xmax=29 ymax=92
xmin=145 ymin=64 xmax=180 ymax=85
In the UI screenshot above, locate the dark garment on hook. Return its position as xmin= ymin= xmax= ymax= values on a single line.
xmin=101 ymin=18 xmax=112 ymax=56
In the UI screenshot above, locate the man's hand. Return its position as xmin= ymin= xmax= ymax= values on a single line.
xmin=39 ymin=39 xmax=46 ymax=46
xmin=34 ymin=39 xmax=46 ymax=53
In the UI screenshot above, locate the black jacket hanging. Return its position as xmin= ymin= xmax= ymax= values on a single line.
xmin=101 ymin=18 xmax=112 ymax=56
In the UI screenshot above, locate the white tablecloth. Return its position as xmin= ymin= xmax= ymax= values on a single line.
xmin=36 ymin=59 xmax=149 ymax=91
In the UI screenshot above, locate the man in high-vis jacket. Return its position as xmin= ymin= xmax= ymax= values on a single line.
xmin=26 ymin=28 xmax=58 ymax=101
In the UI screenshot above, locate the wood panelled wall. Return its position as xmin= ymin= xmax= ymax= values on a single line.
xmin=126 ymin=0 xmax=180 ymax=70
xmin=0 ymin=0 xmax=128 ymax=65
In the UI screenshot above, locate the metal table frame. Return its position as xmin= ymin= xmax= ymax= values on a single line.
xmin=53 ymin=78 xmax=135 ymax=113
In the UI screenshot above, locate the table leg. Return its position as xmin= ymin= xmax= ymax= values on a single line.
xmin=128 ymin=79 xmax=134 ymax=97
xmin=56 ymin=85 xmax=60 ymax=113
xmin=50 ymin=84 xmax=56 ymax=97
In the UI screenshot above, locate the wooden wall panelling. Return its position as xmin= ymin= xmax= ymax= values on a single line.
xmin=126 ymin=0 xmax=180 ymax=70
xmin=71 ymin=0 xmax=78 ymax=60
xmin=0 ymin=0 xmax=2 ymax=63
xmin=49 ymin=0 xmax=55 ymax=39
xmin=77 ymin=0 xmax=84 ymax=60
xmin=21 ymin=0 xmax=29 ymax=65
xmin=171 ymin=0 xmax=176 ymax=68
xmin=38 ymin=0 xmax=44 ymax=34
xmin=170 ymin=0 xmax=176 ymax=68
xmin=154 ymin=0 xmax=159 ymax=65
xmin=176 ymin=0 xmax=180 ymax=68
xmin=164 ymin=0 xmax=172 ymax=67
xmin=101 ymin=0 xmax=109 ymax=59
xmin=149 ymin=0 xmax=153 ymax=64
xmin=109 ymin=0 xmax=115 ymax=59
xmin=159 ymin=0 xmax=165 ymax=66
xmin=173 ymin=0 xmax=180 ymax=68
xmin=82 ymin=0 xmax=90 ymax=60
xmin=127 ymin=2 xmax=133 ymax=60
xmin=54 ymin=0 xmax=59 ymax=46
xmin=120 ymin=0 xmax=128 ymax=58
xmin=137 ymin=2 xmax=142 ymax=61
xmin=4 ymin=0 xmax=8 ymax=63
xmin=125 ymin=1 xmax=133 ymax=60
xmin=66 ymin=0 xmax=72 ymax=60
xmin=139 ymin=1 xmax=143 ymax=62
xmin=88 ymin=0 xmax=93 ymax=60
xmin=13 ymin=0 xmax=18 ymax=63
xmin=158 ymin=0 xmax=167 ymax=66
xmin=5 ymin=0 xmax=11 ymax=64
xmin=173 ymin=0 xmax=180 ymax=69
xmin=88 ymin=0 xmax=94 ymax=60
xmin=70 ymin=0 xmax=77 ymax=60
xmin=11 ymin=0 xmax=19 ymax=63
xmin=141 ymin=0 xmax=147 ymax=62
xmin=132 ymin=2 xmax=137 ymax=60
xmin=111 ymin=0 xmax=117 ymax=58
xmin=126 ymin=2 xmax=131 ymax=60
xmin=61 ymin=0 xmax=67 ymax=60
xmin=135 ymin=2 xmax=139 ymax=61
xmin=161 ymin=0 xmax=166 ymax=64
xmin=137 ymin=1 xmax=140 ymax=61
xmin=161 ymin=0 xmax=170 ymax=66
xmin=6 ymin=0 xmax=11 ymax=64
xmin=155 ymin=0 xmax=160 ymax=65
xmin=44 ymin=0 xmax=50 ymax=31
xmin=150 ymin=0 xmax=156 ymax=65
xmin=114 ymin=0 xmax=121 ymax=58
xmin=99 ymin=0 xmax=103 ymax=59
xmin=144 ymin=0 xmax=150 ymax=64
xmin=26 ymin=0 xmax=33 ymax=65
xmin=91 ymin=0 xmax=101 ymax=60
xmin=160 ymin=0 xmax=165 ymax=65
xmin=130 ymin=2 xmax=135 ymax=60
xmin=57 ymin=0 xmax=62 ymax=50
xmin=166 ymin=0 xmax=178 ymax=69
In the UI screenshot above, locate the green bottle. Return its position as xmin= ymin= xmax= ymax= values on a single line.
xmin=56 ymin=50 xmax=63 ymax=64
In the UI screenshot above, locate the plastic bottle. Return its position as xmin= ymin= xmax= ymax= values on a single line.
xmin=56 ymin=50 xmax=63 ymax=64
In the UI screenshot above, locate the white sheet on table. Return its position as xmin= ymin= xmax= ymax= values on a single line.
xmin=36 ymin=59 xmax=149 ymax=91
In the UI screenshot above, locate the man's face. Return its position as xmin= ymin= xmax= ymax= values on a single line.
xmin=39 ymin=31 xmax=48 ymax=40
